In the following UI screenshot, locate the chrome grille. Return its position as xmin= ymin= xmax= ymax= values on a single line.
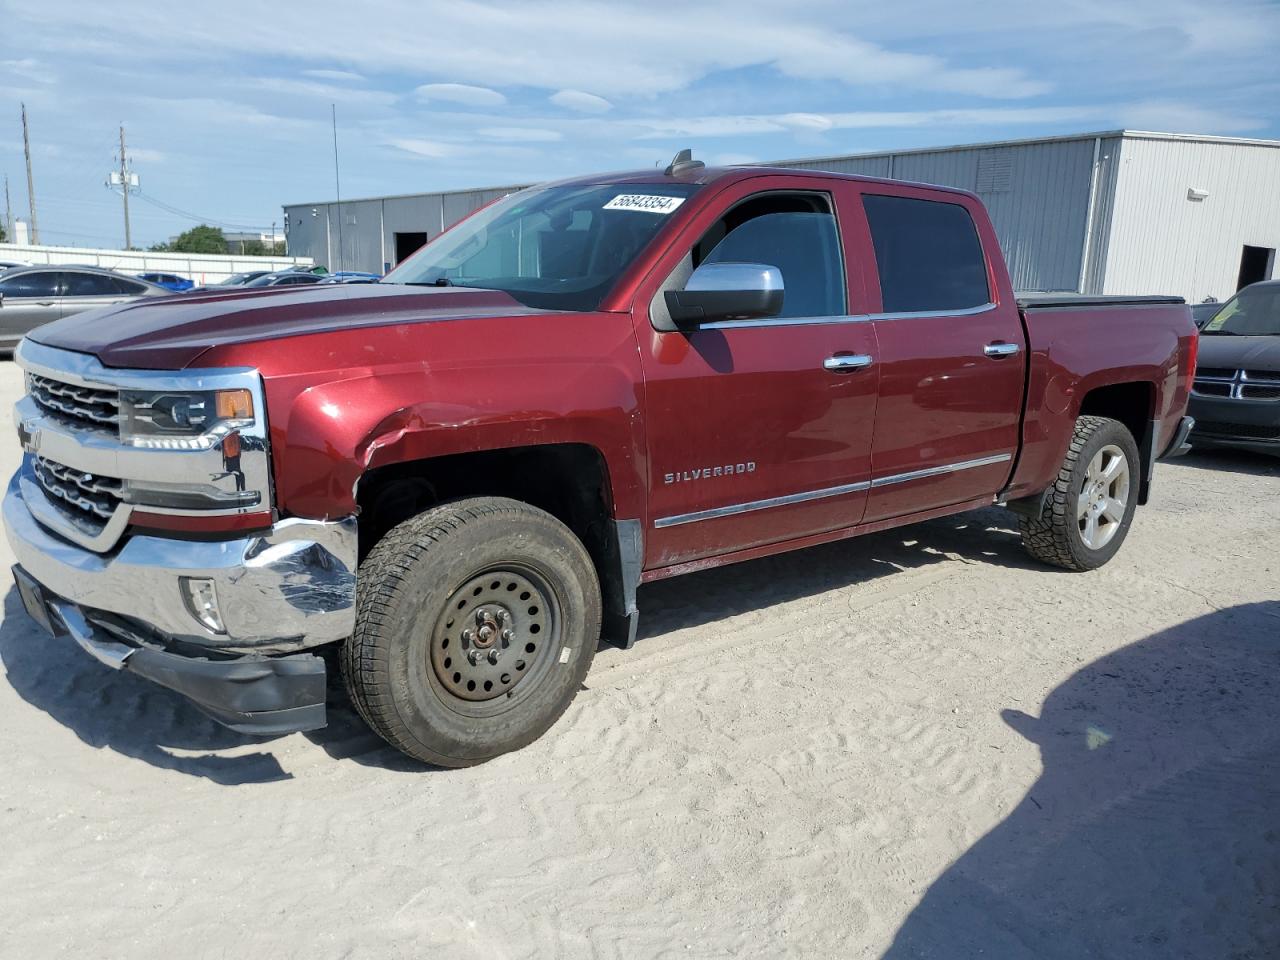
xmin=32 ymin=455 xmax=123 ymax=524
xmin=1192 ymin=368 xmax=1280 ymax=401
xmin=28 ymin=374 xmax=120 ymax=432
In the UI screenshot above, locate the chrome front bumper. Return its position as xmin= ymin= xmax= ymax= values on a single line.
xmin=3 ymin=471 xmax=358 ymax=655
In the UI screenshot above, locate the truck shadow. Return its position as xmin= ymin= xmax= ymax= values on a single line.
xmin=0 ymin=588 xmax=416 ymax=783
xmin=882 ymin=601 xmax=1280 ymax=959
xmin=0 ymin=505 xmax=1036 ymax=784
xmin=636 ymin=505 xmax=1034 ymax=641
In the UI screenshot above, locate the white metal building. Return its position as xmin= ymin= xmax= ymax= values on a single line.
xmin=281 ymin=130 xmax=1280 ymax=303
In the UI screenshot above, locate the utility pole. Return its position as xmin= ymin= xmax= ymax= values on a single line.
xmin=119 ymin=125 xmax=132 ymax=249
xmin=21 ymin=103 xmax=39 ymax=244
xmin=3 ymin=175 xmax=11 ymax=242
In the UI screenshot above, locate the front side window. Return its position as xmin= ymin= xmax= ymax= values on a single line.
xmin=385 ymin=182 xmax=702 ymax=311
xmin=1203 ymin=286 xmax=1280 ymax=337
xmin=0 ymin=271 xmax=59 ymax=298
xmin=690 ymin=193 xmax=845 ymax=319
xmin=863 ymin=194 xmax=990 ymax=314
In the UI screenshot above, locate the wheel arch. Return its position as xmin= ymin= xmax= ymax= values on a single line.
xmin=1076 ymin=379 xmax=1157 ymax=504
xmin=355 ymin=443 xmax=642 ymax=648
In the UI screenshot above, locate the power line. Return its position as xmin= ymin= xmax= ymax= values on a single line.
xmin=128 ymin=189 xmax=274 ymax=232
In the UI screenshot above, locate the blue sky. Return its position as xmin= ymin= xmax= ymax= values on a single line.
xmin=2 ymin=0 xmax=1278 ymax=249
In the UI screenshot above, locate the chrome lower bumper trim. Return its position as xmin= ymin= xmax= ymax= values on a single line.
xmin=3 ymin=472 xmax=357 ymax=654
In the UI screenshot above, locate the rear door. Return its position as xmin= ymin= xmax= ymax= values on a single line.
xmin=855 ymin=188 xmax=1024 ymax=523
xmin=636 ymin=176 xmax=880 ymax=568
xmin=0 ymin=270 xmax=62 ymax=343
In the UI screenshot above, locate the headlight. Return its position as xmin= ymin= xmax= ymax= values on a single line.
xmin=120 ymin=388 xmax=254 ymax=447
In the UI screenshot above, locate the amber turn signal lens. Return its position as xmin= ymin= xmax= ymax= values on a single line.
xmin=215 ymin=389 xmax=254 ymax=420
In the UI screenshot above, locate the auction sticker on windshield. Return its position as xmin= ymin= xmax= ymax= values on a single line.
xmin=603 ymin=194 xmax=687 ymax=214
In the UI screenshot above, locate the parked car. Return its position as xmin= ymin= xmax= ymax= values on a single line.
xmin=0 ymin=266 xmax=167 ymax=351
xmin=1187 ymin=280 xmax=1280 ymax=454
xmin=319 ymin=271 xmax=381 ymax=284
xmin=214 ymin=270 xmax=272 ymax=287
xmin=1191 ymin=301 xmax=1221 ymax=327
xmin=136 ymin=272 xmax=194 ymax=292
xmin=4 ymin=158 xmax=1196 ymax=766
xmin=241 ymin=270 xmax=325 ymax=287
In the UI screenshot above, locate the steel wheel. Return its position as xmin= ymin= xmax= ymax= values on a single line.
xmin=1077 ymin=443 xmax=1130 ymax=551
xmin=428 ymin=565 xmax=559 ymax=717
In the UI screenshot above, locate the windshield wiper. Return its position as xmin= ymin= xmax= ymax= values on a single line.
xmin=404 ymin=277 xmax=453 ymax=287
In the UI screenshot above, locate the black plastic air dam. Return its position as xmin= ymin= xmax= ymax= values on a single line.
xmin=124 ymin=646 xmax=327 ymax=735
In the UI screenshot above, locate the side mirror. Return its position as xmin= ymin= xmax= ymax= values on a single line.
xmin=664 ymin=262 xmax=784 ymax=325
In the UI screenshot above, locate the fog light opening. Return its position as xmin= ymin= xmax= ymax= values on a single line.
xmin=180 ymin=577 xmax=226 ymax=634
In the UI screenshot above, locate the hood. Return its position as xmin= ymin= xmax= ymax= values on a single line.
xmin=1196 ymin=333 xmax=1280 ymax=373
xmin=28 ymin=283 xmax=545 ymax=369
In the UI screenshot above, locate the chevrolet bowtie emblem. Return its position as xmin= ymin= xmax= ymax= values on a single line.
xmin=16 ymin=420 xmax=39 ymax=453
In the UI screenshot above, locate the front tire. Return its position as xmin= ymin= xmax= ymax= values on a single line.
xmin=343 ymin=497 xmax=601 ymax=766
xmin=1019 ymin=415 xmax=1140 ymax=571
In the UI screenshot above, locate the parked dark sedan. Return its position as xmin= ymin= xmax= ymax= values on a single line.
xmin=242 ymin=270 xmax=325 ymax=288
xmin=0 ymin=266 xmax=168 ymax=351
xmin=1188 ymin=280 xmax=1280 ymax=455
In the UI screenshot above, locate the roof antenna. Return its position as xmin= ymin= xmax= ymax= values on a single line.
xmin=664 ymin=148 xmax=705 ymax=177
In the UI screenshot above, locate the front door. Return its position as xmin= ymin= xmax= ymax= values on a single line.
xmin=855 ymin=188 xmax=1024 ymax=523
xmin=636 ymin=178 xmax=880 ymax=569
xmin=0 ymin=270 xmax=62 ymax=343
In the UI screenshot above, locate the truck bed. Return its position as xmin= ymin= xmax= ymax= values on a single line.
xmin=1017 ymin=294 xmax=1186 ymax=310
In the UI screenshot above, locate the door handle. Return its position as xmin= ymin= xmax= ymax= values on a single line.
xmin=823 ymin=354 xmax=874 ymax=373
xmin=984 ymin=342 xmax=1021 ymax=358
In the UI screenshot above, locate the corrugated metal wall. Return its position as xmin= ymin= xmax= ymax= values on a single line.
xmin=777 ymin=140 xmax=1097 ymax=292
xmin=284 ymin=186 xmax=525 ymax=273
xmin=1101 ymin=137 xmax=1280 ymax=301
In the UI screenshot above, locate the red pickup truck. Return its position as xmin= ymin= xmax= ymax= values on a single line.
xmin=5 ymin=155 xmax=1197 ymax=766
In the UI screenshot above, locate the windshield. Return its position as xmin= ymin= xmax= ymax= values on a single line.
xmin=1202 ymin=285 xmax=1280 ymax=336
xmin=383 ymin=182 xmax=701 ymax=311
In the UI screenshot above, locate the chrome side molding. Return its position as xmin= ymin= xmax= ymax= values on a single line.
xmin=654 ymin=453 xmax=1013 ymax=528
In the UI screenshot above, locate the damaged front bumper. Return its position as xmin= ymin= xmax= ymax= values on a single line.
xmin=4 ymin=473 xmax=358 ymax=734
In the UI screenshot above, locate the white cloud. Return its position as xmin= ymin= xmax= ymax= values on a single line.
xmin=127 ymin=147 xmax=166 ymax=163
xmin=477 ymin=127 xmax=563 ymax=142
xmin=778 ymin=113 xmax=834 ymax=132
xmin=302 ymin=68 xmax=365 ymax=82
xmin=550 ymin=90 xmax=612 ymax=113
xmin=8 ymin=1 xmax=1054 ymax=100
xmin=386 ymin=138 xmax=461 ymax=158
xmin=244 ymin=76 xmax=396 ymax=104
xmin=415 ymin=82 xmax=507 ymax=107
xmin=0 ymin=58 xmax=53 ymax=83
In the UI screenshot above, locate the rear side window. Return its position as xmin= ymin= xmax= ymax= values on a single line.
xmin=114 ymin=277 xmax=148 ymax=294
xmin=62 ymin=272 xmax=120 ymax=296
xmin=863 ymin=195 xmax=990 ymax=313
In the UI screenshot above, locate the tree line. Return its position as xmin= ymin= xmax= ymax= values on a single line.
xmin=150 ymin=225 xmax=284 ymax=256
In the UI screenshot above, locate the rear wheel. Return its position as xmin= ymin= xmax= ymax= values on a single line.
xmin=343 ymin=496 xmax=601 ymax=766
xmin=1019 ymin=415 xmax=1140 ymax=571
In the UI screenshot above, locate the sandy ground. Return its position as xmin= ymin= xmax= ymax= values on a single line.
xmin=0 ymin=359 xmax=1277 ymax=960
